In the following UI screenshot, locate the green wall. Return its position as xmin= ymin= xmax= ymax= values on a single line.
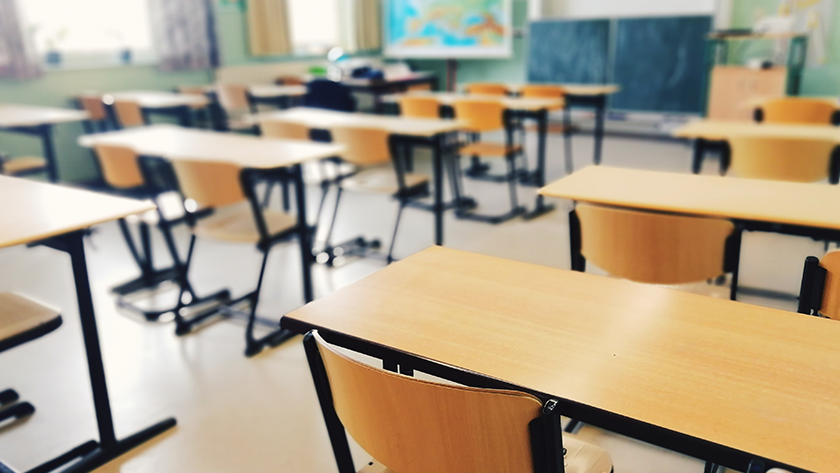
xmin=731 ymin=0 xmax=840 ymax=95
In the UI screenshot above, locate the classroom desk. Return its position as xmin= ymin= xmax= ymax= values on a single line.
xmin=539 ymin=165 xmax=840 ymax=298
xmin=78 ymin=125 xmax=344 ymax=303
xmin=0 ymin=104 xmax=90 ymax=182
xmin=104 ymin=91 xmax=209 ymax=127
xmin=341 ymin=72 xmax=439 ymax=113
xmin=281 ymin=246 xmax=839 ymax=473
xmin=0 ymin=175 xmax=175 ymax=472
xmin=673 ymin=119 xmax=840 ymax=174
xmin=397 ymin=92 xmax=564 ymax=218
xmin=509 ymin=84 xmax=620 ymax=172
xmin=246 ymin=84 xmax=307 ymax=108
xmin=245 ymin=107 xmax=464 ymax=246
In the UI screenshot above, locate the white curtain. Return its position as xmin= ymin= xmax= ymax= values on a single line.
xmin=148 ymin=0 xmax=219 ymax=71
xmin=247 ymin=0 xmax=293 ymax=56
xmin=0 ymin=0 xmax=41 ymax=80
xmin=354 ymin=0 xmax=381 ymax=51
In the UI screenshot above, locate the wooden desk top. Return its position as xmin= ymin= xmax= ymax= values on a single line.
xmin=283 ymin=246 xmax=840 ymax=473
xmin=0 ymin=104 xmax=89 ymax=128
xmin=402 ymin=91 xmax=563 ymax=111
xmin=740 ymin=95 xmax=840 ymax=110
xmin=248 ymin=85 xmax=307 ymax=98
xmin=506 ymin=83 xmax=621 ymax=96
xmin=78 ymin=125 xmax=344 ymax=169
xmin=0 ymin=176 xmax=153 ymax=248
xmin=246 ymin=107 xmax=464 ymax=137
xmin=539 ymin=166 xmax=840 ymax=230
xmin=105 ymin=91 xmax=209 ymax=109
xmin=673 ymin=119 xmax=840 ymax=141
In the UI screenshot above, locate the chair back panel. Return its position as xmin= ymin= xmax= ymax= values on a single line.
xmin=819 ymin=251 xmax=840 ymax=320
xmin=400 ymin=96 xmax=440 ymax=119
xmin=94 ymin=145 xmax=145 ymax=189
xmin=315 ymin=333 xmax=542 ymax=473
xmin=520 ymin=85 xmax=565 ymax=99
xmin=275 ymin=75 xmax=304 ymax=85
xmin=576 ymin=203 xmax=735 ymax=285
xmin=78 ymin=95 xmax=108 ymax=121
xmin=330 ymin=126 xmax=392 ymax=166
xmin=465 ymin=83 xmax=509 ymax=96
xmin=113 ymin=100 xmax=146 ymax=128
xmin=453 ymin=100 xmax=505 ymax=133
xmin=260 ymin=121 xmax=310 ymax=140
xmin=216 ymin=83 xmax=251 ymax=111
xmin=762 ymin=98 xmax=836 ymax=124
xmin=728 ymin=136 xmax=835 ymax=183
xmin=179 ymin=86 xmax=208 ymax=96
xmin=171 ymin=160 xmax=246 ymax=208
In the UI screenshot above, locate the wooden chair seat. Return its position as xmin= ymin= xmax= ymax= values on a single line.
xmin=193 ymin=202 xmax=296 ymax=244
xmin=459 ymin=142 xmax=522 ymax=157
xmin=340 ymin=167 xmax=429 ymax=195
xmin=1 ymin=156 xmax=47 ymax=175
xmin=0 ymin=293 xmax=61 ymax=353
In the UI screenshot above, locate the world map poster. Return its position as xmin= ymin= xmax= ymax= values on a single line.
xmin=384 ymin=0 xmax=513 ymax=58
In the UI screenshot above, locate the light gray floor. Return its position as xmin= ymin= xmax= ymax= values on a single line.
xmin=0 ymin=129 xmax=817 ymax=472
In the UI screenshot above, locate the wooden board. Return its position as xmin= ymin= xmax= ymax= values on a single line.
xmin=0 ymin=176 xmax=153 ymax=248
xmin=78 ymin=125 xmax=344 ymax=169
xmin=673 ymin=119 xmax=840 ymax=141
xmin=402 ymin=91 xmax=563 ymax=111
xmin=106 ymin=91 xmax=209 ymax=109
xmin=707 ymin=66 xmax=788 ymax=120
xmin=539 ymin=166 xmax=840 ymax=231
xmin=283 ymin=246 xmax=840 ymax=473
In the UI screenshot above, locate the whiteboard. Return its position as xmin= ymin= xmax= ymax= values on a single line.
xmin=384 ymin=0 xmax=513 ymax=58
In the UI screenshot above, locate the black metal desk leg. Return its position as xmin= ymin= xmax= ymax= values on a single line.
xmin=178 ymin=106 xmax=194 ymax=128
xmin=433 ymin=134 xmax=444 ymax=246
xmin=692 ymin=139 xmax=707 ymax=174
xmin=39 ymin=124 xmax=59 ymax=182
xmin=29 ymin=231 xmax=177 ymax=473
xmin=729 ymin=228 xmax=743 ymax=301
xmin=569 ymin=209 xmax=586 ymax=272
xmin=593 ymin=96 xmax=606 ymax=166
xmin=523 ymin=109 xmax=556 ymax=220
xmin=293 ymin=164 xmax=315 ymax=303
xmin=563 ymin=106 xmax=573 ymax=175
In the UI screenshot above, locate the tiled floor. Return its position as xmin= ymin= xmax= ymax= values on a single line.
xmin=0 ymin=129 xmax=817 ymax=472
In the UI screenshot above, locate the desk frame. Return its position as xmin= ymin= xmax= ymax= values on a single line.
xmin=0 ymin=124 xmax=59 ymax=182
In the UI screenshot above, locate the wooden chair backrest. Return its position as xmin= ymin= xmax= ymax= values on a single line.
xmin=179 ymin=86 xmax=208 ymax=96
xmin=113 ymin=100 xmax=146 ymax=128
xmin=576 ymin=203 xmax=735 ymax=285
xmin=761 ymin=98 xmax=836 ymax=124
xmin=78 ymin=95 xmax=108 ymax=121
xmin=818 ymin=251 xmax=840 ymax=320
xmin=453 ymin=100 xmax=505 ymax=133
xmin=260 ymin=121 xmax=310 ymax=140
xmin=93 ymin=144 xmax=145 ymax=189
xmin=465 ymin=83 xmax=509 ymax=96
xmin=216 ymin=83 xmax=251 ymax=111
xmin=728 ymin=136 xmax=836 ymax=183
xmin=400 ymin=96 xmax=440 ymax=119
xmin=275 ymin=75 xmax=304 ymax=85
xmin=314 ymin=332 xmax=542 ymax=473
xmin=520 ymin=85 xmax=565 ymax=99
xmin=329 ymin=126 xmax=392 ymax=167
xmin=171 ymin=160 xmax=245 ymax=208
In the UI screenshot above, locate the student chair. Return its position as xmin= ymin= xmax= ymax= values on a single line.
xmin=464 ymin=82 xmax=510 ymax=96
xmin=92 ymin=144 xmax=207 ymax=321
xmin=0 ymin=152 xmax=48 ymax=178
xmin=322 ymin=125 xmax=429 ymax=264
xmin=167 ymin=159 xmax=300 ymax=356
xmin=571 ymin=203 xmax=741 ymax=300
xmin=399 ymin=96 xmax=441 ymax=119
xmin=453 ymin=99 xmax=525 ymax=223
xmin=111 ymin=99 xmax=148 ymax=128
xmin=518 ymin=85 xmax=568 ymax=175
xmin=755 ymin=97 xmax=839 ymax=125
xmin=177 ymin=86 xmax=213 ymax=129
xmin=304 ymin=79 xmax=356 ymax=112
xmin=303 ymin=330 xmax=613 ymax=473
xmin=76 ymin=93 xmax=112 ymax=132
xmin=214 ymin=83 xmax=258 ymax=133
xmin=0 ymin=293 xmax=62 ymax=425
xmin=726 ymin=135 xmax=839 ymax=183
xmin=798 ymin=251 xmax=840 ymax=319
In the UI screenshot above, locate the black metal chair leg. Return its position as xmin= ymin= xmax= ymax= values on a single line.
xmin=387 ymin=202 xmax=406 ymax=264
xmin=0 ymin=401 xmax=34 ymax=423
xmin=506 ymin=154 xmax=520 ymax=211
xmin=0 ymin=388 xmax=18 ymax=406
xmin=245 ymin=250 xmax=271 ymax=357
xmin=703 ymin=461 xmax=718 ymax=473
xmin=322 ymin=187 xmax=344 ymax=254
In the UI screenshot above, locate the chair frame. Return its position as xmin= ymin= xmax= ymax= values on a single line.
xmin=302 ymin=330 xmax=572 ymax=473
xmin=798 ymin=255 xmax=829 ymax=317
xmin=568 ymin=206 xmax=744 ymax=300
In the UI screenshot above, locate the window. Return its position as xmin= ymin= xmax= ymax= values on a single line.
xmin=287 ymin=0 xmax=345 ymax=55
xmin=18 ymin=0 xmax=154 ymax=66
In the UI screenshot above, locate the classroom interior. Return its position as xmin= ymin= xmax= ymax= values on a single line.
xmin=1 ymin=0 xmax=839 ymax=473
